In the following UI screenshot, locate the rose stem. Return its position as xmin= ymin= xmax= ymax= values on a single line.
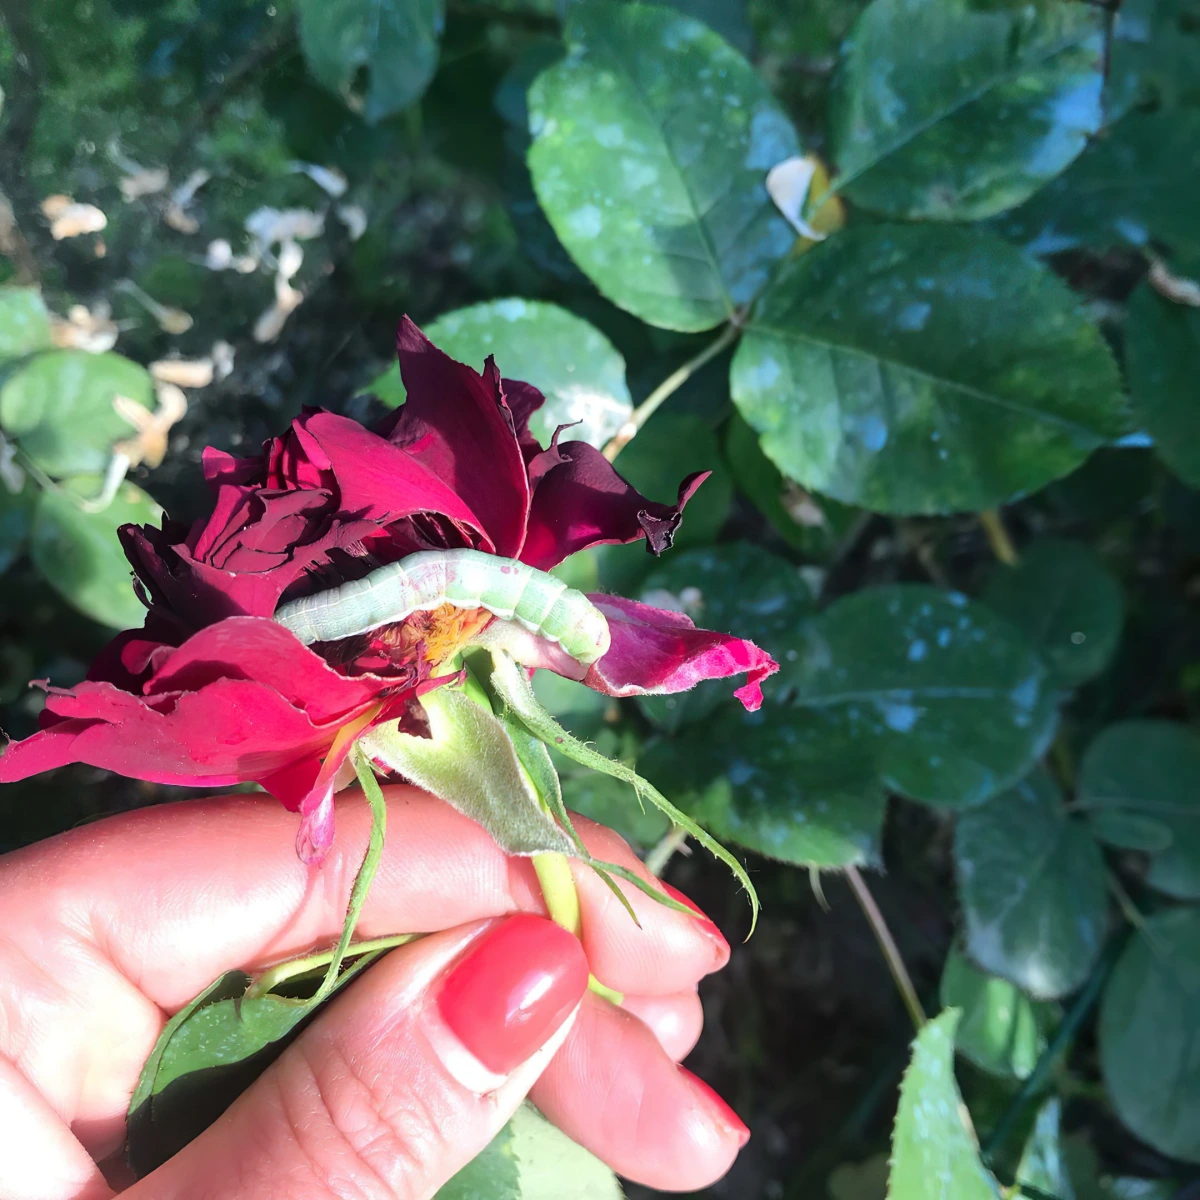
xmin=601 ymin=322 xmax=741 ymax=463
xmin=247 ymin=934 xmax=420 ymax=998
xmin=979 ymin=508 xmax=1019 ymax=565
xmin=308 ymin=743 xmax=389 ymax=1006
xmin=533 ymin=851 xmax=581 ymax=935
xmin=533 ymin=847 xmax=623 ymax=1004
xmin=844 ymin=865 xmax=926 ymax=1032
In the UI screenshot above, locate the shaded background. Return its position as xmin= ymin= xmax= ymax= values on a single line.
xmin=1 ymin=0 xmax=1200 ymax=1197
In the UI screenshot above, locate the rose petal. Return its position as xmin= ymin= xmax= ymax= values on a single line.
xmin=298 ymin=410 xmax=488 ymax=539
xmin=381 ymin=318 xmax=530 ymax=558
xmin=581 ymin=594 xmax=779 ymax=711
xmin=520 ymin=438 xmax=709 ymax=569
xmin=142 ymin=616 xmax=388 ymax=726
xmin=0 ymin=620 xmax=396 ymax=787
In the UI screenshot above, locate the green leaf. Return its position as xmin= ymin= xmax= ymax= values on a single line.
xmin=643 ymin=707 xmax=886 ymax=869
xmin=939 ymin=947 xmax=1055 ymax=1081
xmin=636 ymin=543 xmax=813 ymax=730
xmin=31 ymin=479 xmax=160 ymax=629
xmin=1126 ymin=278 xmax=1200 ymax=489
xmin=0 ymin=482 xmax=35 ymax=575
xmin=361 ymin=685 xmax=578 ymax=858
xmin=788 ymin=585 xmax=1058 ymax=808
xmin=954 ymin=769 xmax=1107 ymax=999
xmin=128 ymin=950 xmax=383 ymax=1176
xmin=369 ymin=300 xmax=632 ymax=450
xmin=830 ymin=0 xmax=1105 ymax=221
xmin=438 ymin=1103 xmax=623 ymax=1199
xmin=297 ymin=0 xmax=444 ymax=123
xmin=1078 ymin=720 xmax=1200 ymax=899
xmin=1099 ymin=907 xmax=1200 ymax=1163
xmin=731 ymin=225 xmax=1127 ymax=515
xmin=1016 ymin=1099 xmax=1076 ymax=1200
xmin=887 ymin=1010 xmax=1002 ymax=1200
xmin=1109 ymin=0 xmax=1200 ymax=112
xmin=490 ymin=650 xmax=760 ymax=929
xmin=0 ymin=349 xmax=155 ymax=478
xmin=0 ymin=287 xmax=52 ymax=360
xmin=997 ymin=112 xmax=1200 ymax=259
xmin=982 ymin=538 xmax=1124 ymax=689
xmin=527 ymin=3 xmax=801 ymax=331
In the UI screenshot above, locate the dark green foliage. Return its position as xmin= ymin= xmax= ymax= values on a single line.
xmin=3 ymin=0 xmax=1200 ymax=1193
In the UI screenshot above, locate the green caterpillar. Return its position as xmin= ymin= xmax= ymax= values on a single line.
xmin=273 ymin=548 xmax=611 ymax=666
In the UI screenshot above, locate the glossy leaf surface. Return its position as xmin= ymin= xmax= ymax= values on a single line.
xmin=830 ymin=0 xmax=1105 ymax=220
xmin=297 ymin=0 xmax=444 ymax=123
xmin=527 ymin=4 xmax=800 ymax=330
xmin=788 ymin=585 xmax=1057 ymax=807
xmin=1100 ymin=908 xmax=1200 ymax=1163
xmin=370 ymin=299 xmax=632 ymax=450
xmin=888 ymin=1010 xmax=1001 ymax=1199
xmin=731 ymin=226 xmax=1126 ymax=514
xmin=983 ymin=538 xmax=1123 ymax=689
xmin=1079 ymin=720 xmax=1200 ymax=899
xmin=31 ymin=479 xmax=160 ymax=629
xmin=0 ymin=349 xmax=155 ymax=478
xmin=955 ymin=769 xmax=1106 ymax=998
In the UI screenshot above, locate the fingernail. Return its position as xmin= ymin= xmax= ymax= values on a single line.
xmin=437 ymin=915 xmax=589 ymax=1075
xmin=680 ymin=1067 xmax=751 ymax=1148
xmin=662 ymin=882 xmax=730 ymax=964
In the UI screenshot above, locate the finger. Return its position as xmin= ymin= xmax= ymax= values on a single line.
xmin=129 ymin=916 xmax=588 ymax=1200
xmin=0 ymin=1056 xmax=113 ymax=1200
xmin=567 ymin=816 xmax=731 ymax=993
xmin=619 ymin=991 xmax=704 ymax=1062
xmin=530 ymin=992 xmax=748 ymax=1192
xmin=0 ymin=791 xmax=726 ymax=1161
xmin=0 ymin=788 xmax=722 ymax=1010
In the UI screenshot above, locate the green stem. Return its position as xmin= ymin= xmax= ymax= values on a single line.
xmin=981 ymin=931 xmax=1127 ymax=1163
xmin=602 ymin=322 xmax=741 ymax=463
xmin=645 ymin=825 xmax=689 ymax=877
xmin=845 ymin=865 xmax=926 ymax=1032
xmin=534 ymin=851 xmax=582 ymax=936
xmin=308 ymin=745 xmax=389 ymax=1007
xmin=980 ymin=508 xmax=1019 ymax=566
xmin=247 ymin=933 xmax=419 ymax=999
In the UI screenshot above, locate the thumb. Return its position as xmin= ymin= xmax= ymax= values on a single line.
xmin=130 ymin=916 xmax=589 ymax=1200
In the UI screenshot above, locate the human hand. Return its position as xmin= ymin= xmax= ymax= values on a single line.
xmin=0 ymin=787 xmax=748 ymax=1199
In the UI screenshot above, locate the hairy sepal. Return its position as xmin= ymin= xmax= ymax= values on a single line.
xmin=491 ymin=651 xmax=760 ymax=933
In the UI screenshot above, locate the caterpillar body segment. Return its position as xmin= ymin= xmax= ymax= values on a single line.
xmin=273 ymin=548 xmax=611 ymax=666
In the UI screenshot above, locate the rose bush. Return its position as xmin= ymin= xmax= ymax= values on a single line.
xmin=0 ymin=319 xmax=776 ymax=860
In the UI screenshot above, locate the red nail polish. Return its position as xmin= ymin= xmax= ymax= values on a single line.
xmin=437 ymin=915 xmax=588 ymax=1074
xmin=662 ymin=883 xmax=730 ymax=960
xmin=680 ymin=1067 xmax=750 ymax=1147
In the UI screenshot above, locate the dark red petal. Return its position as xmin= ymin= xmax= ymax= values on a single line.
xmin=381 ymin=318 xmax=530 ymax=558
xmin=502 ymin=377 xmax=549 ymax=461
xmin=142 ymin=616 xmax=388 ymax=726
xmin=0 ymin=678 xmax=334 ymax=786
xmin=581 ymin=594 xmax=779 ymax=712
xmin=122 ymin=514 xmax=382 ymax=624
xmin=0 ymin=618 xmax=396 ymax=788
xmin=298 ymin=410 xmax=488 ymax=537
xmin=520 ymin=437 xmax=709 ymax=570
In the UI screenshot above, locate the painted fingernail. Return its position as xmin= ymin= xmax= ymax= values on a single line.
xmin=680 ymin=1067 xmax=751 ymax=1147
xmin=662 ymin=883 xmax=730 ymax=963
xmin=437 ymin=915 xmax=589 ymax=1075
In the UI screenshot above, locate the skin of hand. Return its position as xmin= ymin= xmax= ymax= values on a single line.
xmin=0 ymin=786 xmax=749 ymax=1199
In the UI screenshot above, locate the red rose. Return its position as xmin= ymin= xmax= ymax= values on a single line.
xmin=0 ymin=319 xmax=777 ymax=858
